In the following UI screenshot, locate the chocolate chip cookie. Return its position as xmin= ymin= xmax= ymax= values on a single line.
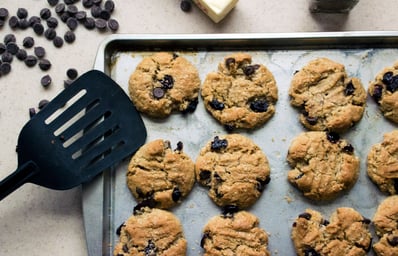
xmin=287 ymin=131 xmax=360 ymax=201
xmin=291 ymin=207 xmax=372 ymax=256
xmin=114 ymin=207 xmax=187 ymax=256
xmin=373 ymin=195 xmax=398 ymax=256
xmin=195 ymin=134 xmax=271 ymax=209
xmin=128 ymin=52 xmax=201 ymax=117
xmin=289 ymin=57 xmax=366 ymax=132
xmin=367 ymin=130 xmax=398 ymax=195
xmin=201 ymin=210 xmax=270 ymax=256
xmin=368 ymin=61 xmax=398 ymax=123
xmin=127 ymin=139 xmax=195 ymax=209
xmin=201 ymin=53 xmax=278 ymax=130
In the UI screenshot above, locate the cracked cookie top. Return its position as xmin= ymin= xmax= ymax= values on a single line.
xmin=127 ymin=139 xmax=195 ymax=209
xmin=195 ymin=134 xmax=271 ymax=209
xmin=113 ymin=207 xmax=187 ymax=256
xmin=128 ymin=52 xmax=201 ymax=118
xmin=287 ymin=131 xmax=360 ymax=201
xmin=289 ymin=57 xmax=366 ymax=132
xmin=291 ymin=207 xmax=372 ymax=256
xmin=201 ymin=53 xmax=278 ymax=130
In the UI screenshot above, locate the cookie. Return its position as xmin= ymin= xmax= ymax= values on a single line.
xmin=289 ymin=57 xmax=366 ymax=132
xmin=368 ymin=62 xmax=398 ymax=123
xmin=201 ymin=210 xmax=270 ymax=256
xmin=291 ymin=207 xmax=372 ymax=256
xmin=287 ymin=131 xmax=360 ymax=200
xmin=195 ymin=134 xmax=271 ymax=209
xmin=113 ymin=207 xmax=187 ymax=256
xmin=373 ymin=195 xmax=398 ymax=256
xmin=128 ymin=52 xmax=201 ymax=118
xmin=201 ymin=53 xmax=278 ymax=130
xmin=367 ymin=130 xmax=398 ymax=195
xmin=127 ymin=139 xmax=195 ymax=209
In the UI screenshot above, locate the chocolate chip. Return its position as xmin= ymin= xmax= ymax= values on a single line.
xmin=209 ymin=99 xmax=225 ymax=110
xmin=222 ymin=205 xmax=239 ymax=217
xmin=75 ymin=11 xmax=87 ymax=20
xmin=388 ymin=236 xmax=398 ymax=247
xmin=34 ymin=46 xmax=46 ymax=58
xmin=4 ymin=34 xmax=16 ymax=44
xmin=33 ymin=23 xmax=45 ymax=35
xmin=17 ymin=8 xmax=28 ymax=19
xmin=19 ymin=19 xmax=30 ymax=29
xmin=181 ymin=98 xmax=198 ymax=114
xmin=95 ymin=18 xmax=107 ymax=30
xmin=0 ymin=62 xmax=11 ymax=75
xmin=322 ymin=219 xmax=330 ymax=226
xmin=372 ymin=84 xmax=383 ymax=103
xmin=28 ymin=16 xmax=41 ymax=26
xmin=225 ymin=57 xmax=235 ymax=68
xmin=64 ymin=79 xmax=73 ymax=88
xmin=44 ymin=28 xmax=57 ymax=40
xmin=99 ymin=10 xmax=111 ymax=20
xmin=144 ymin=240 xmax=157 ymax=256
xmin=93 ymin=0 xmax=103 ymax=5
xmin=295 ymin=173 xmax=304 ymax=180
xmin=304 ymin=248 xmax=320 ymax=256
xmin=306 ymin=116 xmax=318 ymax=125
xmin=59 ymin=12 xmax=70 ymax=22
xmin=175 ymin=141 xmax=183 ymax=151
xmin=342 ymin=144 xmax=354 ymax=153
xmin=0 ymin=43 xmax=5 ymax=54
xmin=153 ymin=87 xmax=165 ymax=99
xmin=64 ymin=31 xmax=76 ymax=43
xmin=107 ymin=18 xmax=119 ymax=31
xmin=29 ymin=107 xmax=36 ymax=118
xmin=200 ymin=232 xmax=210 ymax=248
xmin=0 ymin=8 xmax=9 ymax=20
xmin=16 ymin=49 xmax=27 ymax=60
xmin=133 ymin=198 xmax=157 ymax=214
xmin=243 ymin=65 xmax=259 ymax=76
xmin=122 ymin=244 xmax=129 ymax=253
xmin=66 ymin=5 xmax=78 ymax=15
xmin=172 ymin=187 xmax=182 ymax=202
xmin=40 ymin=75 xmax=52 ymax=88
xmin=211 ymin=136 xmax=228 ymax=151
xmin=250 ymin=99 xmax=269 ymax=112
xmin=55 ymin=3 xmax=66 ymax=14
xmin=24 ymin=55 xmax=38 ymax=67
xmin=199 ymin=170 xmax=212 ymax=183
xmin=91 ymin=5 xmax=102 ymax=18
xmin=382 ymin=71 xmax=394 ymax=85
xmin=83 ymin=17 xmax=96 ymax=29
xmin=2 ymin=52 xmax=13 ymax=63
xmin=66 ymin=17 xmax=78 ymax=30
xmin=46 ymin=17 xmax=58 ymax=28
xmin=66 ymin=68 xmax=78 ymax=79
xmin=83 ymin=0 xmax=94 ymax=8
xmin=180 ymin=0 xmax=192 ymax=12
xmin=104 ymin=0 xmax=115 ymax=12
xmin=345 ymin=80 xmax=355 ymax=96
xmin=38 ymin=99 xmax=50 ymax=109
xmin=23 ymin=37 xmax=35 ymax=48
xmin=38 ymin=59 xmax=52 ymax=71
xmin=40 ymin=8 xmax=52 ymax=19
xmin=326 ymin=131 xmax=340 ymax=143
xmin=298 ymin=212 xmax=312 ymax=220
xmin=256 ymin=176 xmax=271 ymax=192
xmin=159 ymin=75 xmax=174 ymax=89
xmin=53 ymin=36 xmax=64 ymax=48
xmin=47 ymin=0 xmax=60 ymax=7
xmin=6 ymin=42 xmax=19 ymax=55
xmin=8 ymin=16 xmax=19 ymax=29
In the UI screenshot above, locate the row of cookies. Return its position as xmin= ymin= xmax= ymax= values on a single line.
xmin=128 ymin=52 xmax=398 ymax=132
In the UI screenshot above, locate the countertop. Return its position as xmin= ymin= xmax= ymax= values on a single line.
xmin=0 ymin=0 xmax=397 ymax=255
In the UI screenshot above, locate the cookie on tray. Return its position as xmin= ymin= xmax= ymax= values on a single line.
xmin=367 ymin=130 xmax=398 ymax=195
xmin=195 ymin=134 xmax=271 ymax=209
xmin=287 ymin=131 xmax=360 ymax=201
xmin=201 ymin=53 xmax=278 ymax=130
xmin=368 ymin=61 xmax=398 ymax=123
xmin=373 ymin=195 xmax=398 ymax=256
xmin=289 ymin=57 xmax=366 ymax=132
xmin=127 ymin=139 xmax=195 ymax=209
xmin=291 ymin=207 xmax=372 ymax=256
xmin=114 ymin=207 xmax=187 ymax=256
xmin=128 ymin=52 xmax=201 ymax=118
xmin=201 ymin=210 xmax=270 ymax=256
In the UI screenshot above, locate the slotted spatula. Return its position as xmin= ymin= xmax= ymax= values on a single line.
xmin=0 ymin=70 xmax=146 ymax=201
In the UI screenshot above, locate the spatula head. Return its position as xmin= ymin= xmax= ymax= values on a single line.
xmin=16 ymin=70 xmax=147 ymax=190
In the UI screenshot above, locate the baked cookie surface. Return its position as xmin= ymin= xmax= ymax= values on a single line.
xmin=201 ymin=53 xmax=278 ymax=130
xmin=113 ymin=207 xmax=187 ymax=256
xmin=373 ymin=195 xmax=398 ymax=256
xmin=367 ymin=130 xmax=398 ymax=195
xmin=201 ymin=210 xmax=270 ymax=256
xmin=289 ymin=57 xmax=366 ymax=132
xmin=128 ymin=52 xmax=201 ymax=117
xmin=287 ymin=131 xmax=360 ymax=200
xmin=368 ymin=61 xmax=398 ymax=123
xmin=127 ymin=139 xmax=195 ymax=209
xmin=195 ymin=134 xmax=271 ymax=209
xmin=291 ymin=207 xmax=372 ymax=256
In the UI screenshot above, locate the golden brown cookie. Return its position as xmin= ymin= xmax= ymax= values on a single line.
xmin=289 ymin=57 xmax=366 ymax=132
xmin=368 ymin=61 xmax=398 ymax=123
xmin=291 ymin=208 xmax=372 ymax=256
xmin=373 ymin=195 xmax=398 ymax=256
xmin=201 ymin=210 xmax=270 ymax=256
xmin=287 ymin=131 xmax=360 ymax=200
xmin=127 ymin=139 xmax=195 ymax=209
xmin=195 ymin=134 xmax=271 ymax=209
xmin=128 ymin=52 xmax=201 ymax=118
xmin=114 ymin=207 xmax=187 ymax=256
xmin=201 ymin=53 xmax=278 ymax=130
xmin=367 ymin=130 xmax=398 ymax=195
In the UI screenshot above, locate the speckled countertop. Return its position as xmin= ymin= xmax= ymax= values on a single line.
xmin=0 ymin=0 xmax=397 ymax=255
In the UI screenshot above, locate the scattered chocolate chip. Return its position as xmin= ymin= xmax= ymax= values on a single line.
xmin=93 ymin=0 xmax=103 ymax=5
xmin=209 ymin=99 xmax=225 ymax=110
xmin=46 ymin=17 xmax=59 ymax=28
xmin=40 ymin=74 xmax=52 ymax=88
xmin=211 ymin=136 xmax=228 ymax=151
xmin=18 ymin=19 xmax=30 ymax=29
xmin=47 ymin=0 xmax=60 ymax=7
xmin=107 ymin=18 xmax=119 ymax=31
xmin=24 ymin=55 xmax=38 ymax=67
xmin=53 ymin=36 xmax=64 ymax=48
xmin=29 ymin=107 xmax=36 ymax=118
xmin=322 ymin=219 xmax=330 ymax=226
xmin=133 ymin=198 xmax=157 ymax=214
xmin=64 ymin=30 xmax=76 ymax=43
xmin=4 ymin=34 xmax=16 ymax=44
xmin=66 ymin=17 xmax=78 ymax=30
xmin=361 ymin=217 xmax=371 ymax=224
xmin=345 ymin=80 xmax=355 ymax=96
xmin=91 ymin=5 xmax=102 ymax=18
xmin=23 ymin=36 xmax=35 ymax=48
xmin=6 ymin=42 xmax=19 ymax=55
xmin=180 ymin=0 xmax=192 ymax=12
xmin=99 ymin=9 xmax=111 ymax=20
xmin=95 ymin=18 xmax=107 ymax=30
xmin=29 ymin=16 xmax=41 ymax=26
xmin=153 ymin=87 xmax=165 ymax=99
xmin=55 ymin=3 xmax=66 ymax=14
xmin=122 ymin=244 xmax=128 ymax=253
xmin=382 ymin=71 xmax=394 ymax=85
xmin=44 ymin=28 xmax=57 ymax=40
xmin=0 ymin=8 xmax=9 ymax=20
xmin=40 ymin=8 xmax=52 ymax=19
xmin=8 ymin=16 xmax=19 ymax=29
xmin=66 ymin=68 xmax=78 ymax=79
xmin=83 ymin=17 xmax=96 ymax=29
xmin=104 ymin=0 xmax=115 ymax=12
xmin=172 ymin=187 xmax=182 ymax=202
xmin=0 ymin=43 xmax=5 ymax=54
xmin=16 ymin=49 xmax=27 ymax=60
xmin=298 ymin=212 xmax=312 ymax=220
xmin=33 ymin=23 xmax=45 ymax=35
xmin=83 ymin=0 xmax=94 ymax=8
xmin=66 ymin=5 xmax=78 ymax=16
xmin=250 ymin=99 xmax=269 ymax=112
xmin=0 ymin=62 xmax=11 ymax=75
xmin=38 ymin=59 xmax=52 ymax=71
xmin=38 ymin=99 xmax=50 ymax=109
xmin=75 ymin=11 xmax=87 ymax=20
xmin=1 ymin=52 xmax=13 ymax=63
xmin=326 ymin=131 xmax=340 ymax=143
xmin=34 ymin=46 xmax=46 ymax=58
xmin=59 ymin=12 xmax=70 ymax=22
xmin=17 ymin=8 xmax=28 ymax=19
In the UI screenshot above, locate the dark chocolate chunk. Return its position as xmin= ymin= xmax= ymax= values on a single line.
xmin=382 ymin=71 xmax=394 ymax=85
xmin=64 ymin=31 xmax=76 ymax=43
xmin=8 ymin=16 xmax=19 ymax=29
xmin=33 ymin=23 xmax=45 ymax=35
xmin=59 ymin=12 xmax=70 ymax=22
xmin=55 ymin=3 xmax=66 ymax=14
xmin=16 ymin=49 xmax=27 ymax=60
xmin=66 ymin=17 xmax=78 ymax=30
xmin=44 ymin=28 xmax=57 ymax=40
xmin=175 ymin=141 xmax=183 ymax=151
xmin=95 ymin=18 xmax=107 ymax=30
xmin=1 ymin=52 xmax=13 ymax=63
xmin=38 ymin=59 xmax=52 ymax=71
xmin=345 ymin=80 xmax=355 ymax=96
xmin=372 ymin=84 xmax=383 ymax=103
xmin=99 ymin=10 xmax=111 ymax=20
xmin=34 ymin=46 xmax=46 ymax=58
xmin=133 ymin=198 xmax=157 ymax=215
xmin=153 ymin=87 xmax=165 ymax=99
xmin=298 ymin=212 xmax=312 ymax=220
xmin=91 ymin=5 xmax=102 ymax=18
xmin=24 ymin=55 xmax=38 ymax=67
xmin=322 ymin=219 xmax=330 ymax=226
xmin=159 ymin=74 xmax=174 ymax=89
xmin=40 ymin=8 xmax=52 ymax=19
xmin=342 ymin=144 xmax=354 ymax=153
xmin=211 ymin=136 xmax=228 ymax=151
xmin=6 ymin=42 xmax=19 ymax=55
xmin=326 ymin=131 xmax=340 ymax=143
xmin=250 ymin=99 xmax=269 ymax=112
xmin=83 ymin=17 xmax=96 ymax=29
xmin=172 ymin=187 xmax=182 ymax=202
xmin=18 ymin=19 xmax=30 ymax=29
xmin=243 ymin=65 xmax=259 ymax=76
xmin=17 ymin=8 xmax=28 ymax=19
xmin=199 ymin=170 xmax=211 ymax=183
xmin=180 ymin=0 xmax=192 ymax=12
xmin=222 ymin=205 xmax=239 ymax=218
xmin=46 ymin=17 xmax=58 ymax=28
xmin=0 ymin=62 xmax=11 ymax=75
xmin=75 ymin=11 xmax=87 ymax=20
xmin=209 ymin=99 xmax=225 ymax=110
xmin=53 ymin=36 xmax=64 ymax=48
xmin=28 ymin=16 xmax=41 ymax=26
xmin=181 ymin=97 xmax=198 ymax=114
xmin=40 ymin=75 xmax=52 ymax=88
xmin=4 ymin=34 xmax=16 ymax=44
xmin=256 ymin=176 xmax=271 ymax=192
xmin=23 ymin=36 xmax=35 ymax=48
xmin=104 ymin=0 xmax=115 ymax=12
xmin=64 ymin=79 xmax=73 ymax=88
xmin=306 ymin=116 xmax=318 ymax=125
xmin=388 ymin=236 xmax=398 ymax=247
xmin=144 ymin=240 xmax=157 ymax=256
xmin=107 ymin=18 xmax=119 ymax=31
xmin=225 ymin=57 xmax=235 ymax=68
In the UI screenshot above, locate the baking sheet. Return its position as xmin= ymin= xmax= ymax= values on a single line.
xmin=83 ymin=32 xmax=398 ymax=256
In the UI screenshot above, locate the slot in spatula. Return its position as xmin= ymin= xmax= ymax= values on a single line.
xmin=0 ymin=70 xmax=147 ymax=201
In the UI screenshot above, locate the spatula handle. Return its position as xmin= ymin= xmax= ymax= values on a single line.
xmin=0 ymin=161 xmax=39 ymax=201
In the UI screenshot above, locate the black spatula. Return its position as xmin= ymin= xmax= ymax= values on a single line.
xmin=0 ymin=70 xmax=147 ymax=201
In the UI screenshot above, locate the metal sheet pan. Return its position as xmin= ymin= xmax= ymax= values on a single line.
xmin=83 ymin=32 xmax=398 ymax=256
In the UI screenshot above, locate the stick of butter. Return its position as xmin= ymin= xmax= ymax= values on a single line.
xmin=193 ymin=0 xmax=239 ymax=23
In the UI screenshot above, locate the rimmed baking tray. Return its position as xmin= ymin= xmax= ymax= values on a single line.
xmin=83 ymin=32 xmax=398 ymax=256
